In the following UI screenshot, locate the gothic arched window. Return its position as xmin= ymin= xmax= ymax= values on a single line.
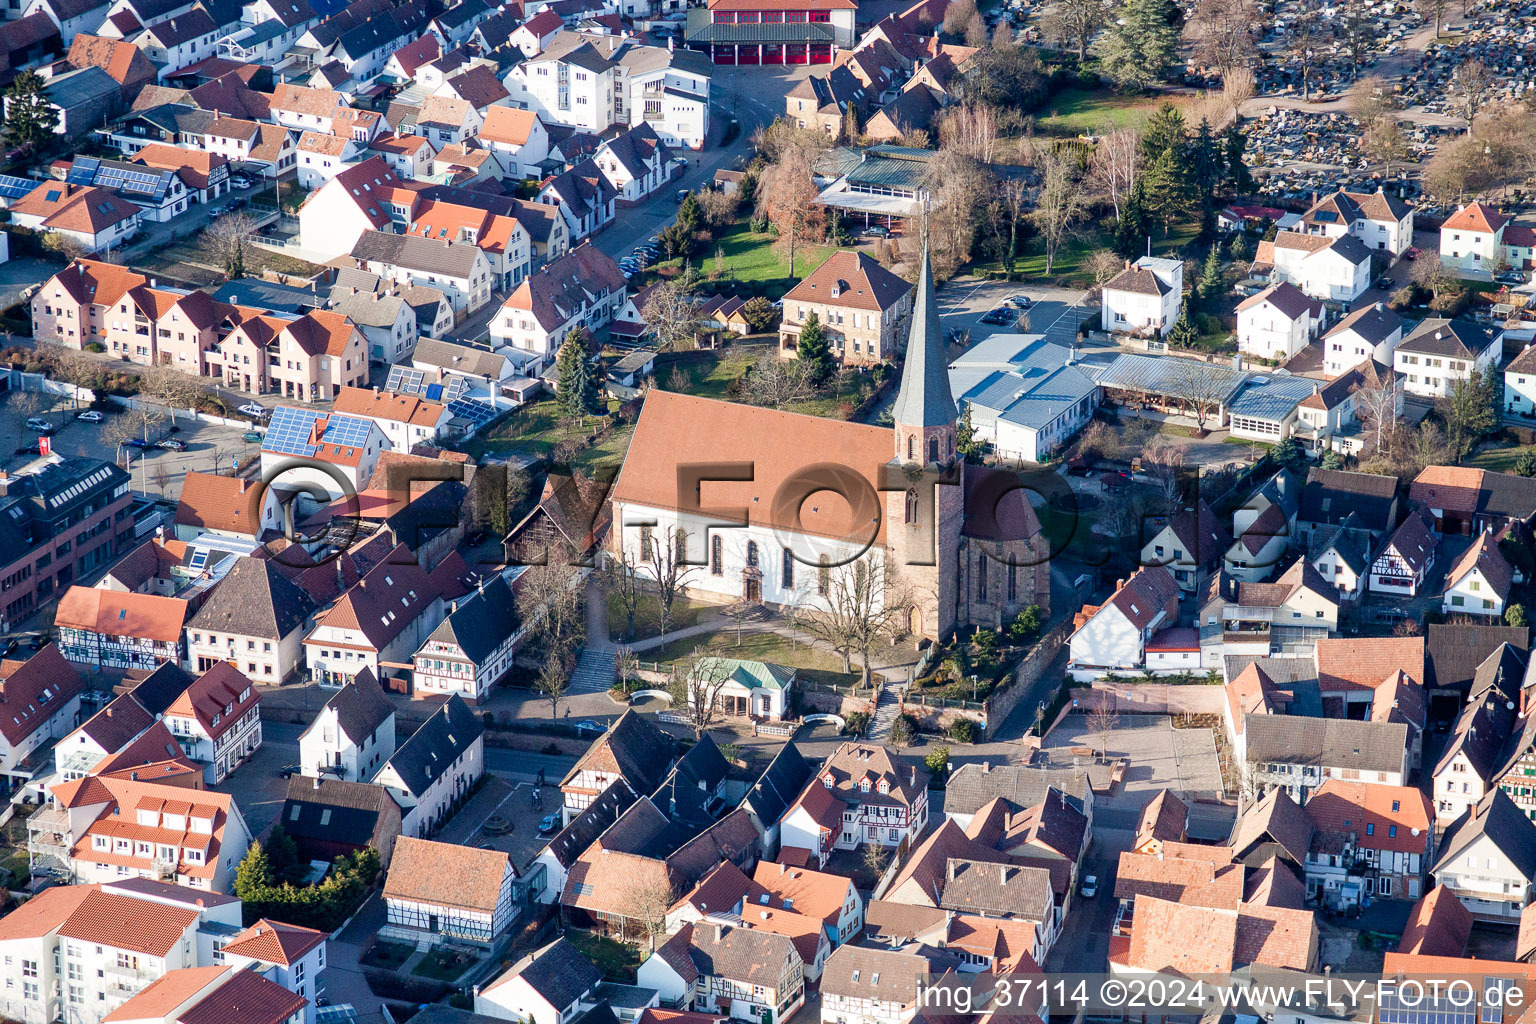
xmin=904 ymin=488 xmax=917 ymax=524
xmin=928 ymin=437 xmax=939 ymax=463
xmin=907 ymin=435 xmax=915 ymax=460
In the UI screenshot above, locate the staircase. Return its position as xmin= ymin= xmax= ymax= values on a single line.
xmin=867 ymin=685 xmax=903 ymax=741
xmin=568 ymin=645 xmax=617 ymax=695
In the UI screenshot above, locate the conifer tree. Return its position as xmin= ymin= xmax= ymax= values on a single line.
xmin=796 ymin=310 xmax=833 ymax=384
xmin=555 ymin=329 xmax=596 ymax=418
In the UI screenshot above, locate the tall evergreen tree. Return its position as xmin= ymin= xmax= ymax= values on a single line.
xmin=1190 ymin=118 xmax=1224 ymax=237
xmin=3 ymin=71 xmax=57 ymax=153
xmin=1224 ymin=124 xmax=1255 ymax=195
xmin=1143 ymin=147 xmax=1197 ymax=234
xmin=796 ymin=310 xmax=833 ymax=384
xmin=1166 ymin=302 xmax=1198 ymax=349
xmin=1198 ymin=246 xmax=1224 ymax=303
xmin=1114 ymin=179 xmax=1150 ymax=258
xmin=1140 ymin=103 xmax=1187 ymax=166
xmin=554 ymin=329 xmax=596 ymax=418
xmin=956 ymin=403 xmax=983 ymax=458
xmin=1093 ymin=0 xmax=1179 ymax=92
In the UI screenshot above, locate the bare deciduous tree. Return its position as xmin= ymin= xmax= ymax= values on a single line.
xmin=1410 ymin=251 xmax=1454 ymax=302
xmin=1088 ymin=128 xmax=1141 ymax=222
xmin=641 ymin=280 xmax=705 ymax=352
xmin=1142 ymin=436 xmax=1186 ymax=511
xmin=1085 ymin=249 xmax=1126 ymax=294
xmin=666 ymin=651 xmax=735 ymax=738
xmin=1336 ymin=0 xmax=1376 ymax=80
xmin=1031 ymin=145 xmax=1088 ymax=276
xmin=755 ymin=146 xmax=820 ymax=276
xmin=1086 ymin=700 xmax=1120 ymax=758
xmin=1449 ymin=59 xmax=1493 ymax=130
xmin=618 ymin=873 xmax=676 ymax=951
xmin=202 ymin=212 xmax=258 ymax=279
xmin=535 ymin=648 xmax=573 ymax=720
xmin=1045 ymin=0 xmax=1110 ymax=58
xmin=937 ymin=102 xmax=998 ymax=164
xmin=942 ymin=0 xmax=978 ymax=35
xmin=604 ymin=547 xmax=643 ymax=642
xmin=1188 ymin=0 xmax=1258 ymax=73
xmin=644 ymin=524 xmax=700 ymax=640
xmin=516 ymin=555 xmax=587 ymax=661
xmin=1284 ymin=19 xmax=1333 ymax=101
xmin=1350 ymin=365 xmax=1401 ymax=455
xmin=1416 ymin=0 xmax=1450 ymax=35
xmin=140 ymin=365 xmax=210 ymax=426
xmin=798 ymin=557 xmax=910 ymax=688
xmin=1222 ymin=66 xmax=1256 ymax=120
xmin=1168 ymin=359 xmax=1233 ymax=431
xmin=743 ymin=354 xmax=816 ymax=409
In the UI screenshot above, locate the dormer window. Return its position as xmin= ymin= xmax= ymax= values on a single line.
xmin=859 ymin=779 xmax=870 ymax=792
xmin=823 ymin=773 xmax=833 ymax=788
xmin=877 ymin=779 xmax=889 ymax=794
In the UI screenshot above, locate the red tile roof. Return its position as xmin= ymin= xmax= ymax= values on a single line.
xmin=55 ymin=587 xmax=188 ymax=645
xmin=221 ymin=918 xmax=326 ymax=966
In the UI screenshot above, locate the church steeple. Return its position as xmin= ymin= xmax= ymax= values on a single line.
xmin=891 ymin=244 xmax=958 ymax=464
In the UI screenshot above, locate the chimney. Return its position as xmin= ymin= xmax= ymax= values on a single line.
xmin=1376 ymin=301 xmax=1384 ymax=312
xmin=713 ymin=923 xmax=724 ymax=942
xmin=981 ymin=761 xmax=990 ymax=773
xmin=1469 ymin=799 xmax=1479 ymax=821
xmin=909 ymin=765 xmax=916 ymax=786
xmin=374 ymin=385 xmax=380 ymax=395
xmin=313 ymin=775 xmax=320 ymax=789
xmin=947 ymin=859 xmax=958 ymax=881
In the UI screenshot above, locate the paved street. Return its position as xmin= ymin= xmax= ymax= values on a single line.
xmin=1045 ymin=827 xmax=1129 ymax=973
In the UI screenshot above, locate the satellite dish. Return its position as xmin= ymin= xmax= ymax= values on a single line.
xmin=1412 ymin=828 xmax=1420 ymax=836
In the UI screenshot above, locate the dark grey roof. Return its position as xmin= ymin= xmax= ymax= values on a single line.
xmin=1299 ymin=469 xmax=1398 ymax=532
xmin=124 ymin=662 xmax=195 ymax=718
xmin=381 ymin=693 xmax=483 ymax=797
xmin=891 ymin=246 xmax=958 ymax=430
xmin=1325 ymin=232 xmax=1373 ymax=265
xmin=1326 ymin=302 xmax=1403 ymax=346
xmin=1426 ymin=623 xmax=1530 ymax=691
xmin=321 ymin=668 xmax=393 ymax=744
xmin=425 ymin=574 xmax=519 ymax=665
xmin=1398 ymin=318 xmax=1501 ymax=358
xmin=78 ymin=693 xmax=154 ymax=752
xmin=653 ymin=733 xmax=728 ymax=830
xmin=408 ymin=1008 xmax=509 ymax=1024
xmin=499 ymin=937 xmax=603 ymax=1010
xmin=944 ymin=763 xmax=1093 ymax=817
xmin=1435 ymin=643 xmax=1528 ymax=782
xmin=544 ymin=778 xmax=637 ymax=868
xmin=350 ymin=229 xmax=483 ymax=279
xmin=741 ymin=740 xmax=811 ymax=828
xmin=597 ymin=122 xmax=669 ymax=181
xmin=561 ymin=708 xmax=674 ymax=793
xmin=690 ymin=922 xmax=801 ymax=983
xmin=280 ymin=774 xmax=399 ymax=848
xmin=188 ymin=557 xmax=317 ymax=640
xmin=938 ymin=858 xmax=1053 ymax=920
xmin=1242 ymin=715 xmax=1408 ymax=774
xmin=1433 ymin=787 xmax=1536 ymax=881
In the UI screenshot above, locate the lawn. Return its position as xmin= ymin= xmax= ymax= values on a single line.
xmin=974 ymin=221 xmax=1199 ymax=286
xmin=411 ymin=947 xmax=478 ymax=982
xmin=653 ymin=342 xmax=869 ymax=419
xmin=1469 ymin=443 xmax=1532 ymax=474
xmin=1034 ymin=87 xmax=1172 ymax=136
xmin=607 ymin=590 xmax=715 ymax=643
xmin=462 ymin=398 xmax=623 ymax=463
xmin=566 ymin=929 xmax=642 ymax=982
xmin=361 ymin=940 xmax=413 ymax=971
xmin=650 ymin=626 xmax=862 ymax=686
xmin=711 ymin=221 xmax=838 ymax=289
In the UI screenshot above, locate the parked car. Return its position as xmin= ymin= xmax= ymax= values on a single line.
xmin=238 ymin=403 xmax=267 ymax=418
xmin=1405 ymin=247 xmax=1421 ymax=260
xmin=1080 ymin=874 xmax=1098 ymax=898
xmin=574 ymin=719 xmax=606 ymax=737
xmin=1496 ymin=271 xmax=1527 ymax=286
xmin=206 ymin=206 xmax=224 ymax=220
xmin=155 ymin=438 xmax=187 ymax=451
xmin=538 ymin=814 xmax=560 ymax=836
xmin=123 ymin=437 xmax=150 ymax=449
xmin=278 ymin=764 xmax=302 ymax=778
xmin=77 ymin=410 xmax=102 ymax=422
xmin=13 ymin=444 xmax=40 ymax=456
xmin=1009 ymin=294 xmax=1033 ymax=309
xmin=980 ymin=308 xmax=1017 ymax=325
xmin=227 ymin=197 xmax=248 ymax=212
xmin=230 ymin=177 xmax=252 ymax=190
xmin=242 ymin=431 xmax=264 ymax=443
xmin=864 ymin=224 xmax=891 ymax=238
xmin=675 ymin=188 xmax=690 ymax=203
xmin=24 ymin=418 xmax=54 ymax=433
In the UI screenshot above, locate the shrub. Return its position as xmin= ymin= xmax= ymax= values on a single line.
xmin=84 ymin=341 xmax=105 ymax=353
xmin=843 ymin=710 xmax=871 ymax=736
xmin=924 ymin=744 xmax=952 ymax=781
xmin=947 ymin=718 xmax=978 ymax=743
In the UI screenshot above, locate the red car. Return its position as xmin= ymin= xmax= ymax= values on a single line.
xmin=1405 ymin=247 xmax=1421 ymax=260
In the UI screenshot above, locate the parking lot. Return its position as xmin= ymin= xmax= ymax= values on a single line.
xmin=1044 ymin=713 xmax=1225 ymax=825
xmin=0 ymin=390 xmax=260 ymax=503
xmin=937 ymin=278 xmax=1092 ymax=347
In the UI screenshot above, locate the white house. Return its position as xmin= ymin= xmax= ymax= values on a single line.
xmin=1441 ymin=531 xmax=1513 ymax=619
xmin=9 ymin=182 xmax=139 ymax=254
xmin=638 ymin=922 xmax=806 ymax=1024
xmin=162 ymin=662 xmax=262 ymax=785
xmin=1505 ymin=343 xmax=1536 ymax=419
xmin=779 ymin=744 xmax=928 ymax=866
xmin=954 ymin=338 xmax=1101 ymax=464
xmin=412 ymin=575 xmax=525 ymax=703
xmin=505 ymin=31 xmax=621 ymax=134
xmin=690 ymin=658 xmax=795 ymax=720
xmin=348 ymin=230 xmax=493 ymax=317
xmin=258 ymin=406 xmax=388 ymax=503
xmin=295 ymin=131 xmax=363 ymax=189
xmin=1368 ymin=507 xmax=1436 ymax=596
xmin=1308 ymin=520 xmax=1371 ymax=603
xmin=0 ymin=646 xmax=83 ymax=801
xmin=1440 ymin=202 xmax=1511 ymax=277
xmin=1296 ymin=188 xmax=1415 ymax=256
xmin=1322 ymin=301 xmax=1404 ymax=378
xmin=1393 ymin=318 xmax=1502 ymax=399
xmin=383 ymin=837 xmax=519 ymax=946
xmin=594 ymin=122 xmax=671 ymax=202
xmin=1224 ymin=503 xmax=1292 ymax=582
xmin=1431 ymin=788 xmax=1536 ymax=921
xmin=372 ymin=693 xmax=484 ymax=838
xmin=330 ymin=386 xmax=451 ymax=451
xmin=1100 ymin=256 xmax=1182 ymax=336
xmin=1265 ymin=231 xmax=1373 ymax=303
xmin=295 ymin=157 xmax=410 ymax=264
xmin=1140 ymin=501 xmax=1228 ymax=594
xmin=297 ymin=670 xmax=396 ymax=782
xmin=1067 ymin=567 xmax=1181 ymax=678
xmin=220 ymin=918 xmax=328 ymax=1023
xmin=185 ymin=557 xmax=316 ymax=685
xmin=479 ymin=105 xmax=556 ymax=178
xmin=621 ymin=44 xmax=712 ymax=151
xmin=1236 ymin=281 xmax=1325 ymax=363
xmin=490 ymin=242 xmax=626 ymax=357
xmin=511 ymin=9 xmax=563 ymax=56
xmin=477 ymin=937 xmax=604 ymax=1024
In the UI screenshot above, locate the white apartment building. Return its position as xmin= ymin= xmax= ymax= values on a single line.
xmin=1101 ymin=256 xmax=1181 ymax=336
xmin=1392 ymin=318 xmax=1502 ymax=398
xmin=297 ymin=670 xmax=396 ymax=782
xmin=1322 ymin=302 xmax=1404 ymax=378
xmin=1235 ymin=281 xmax=1324 ymax=363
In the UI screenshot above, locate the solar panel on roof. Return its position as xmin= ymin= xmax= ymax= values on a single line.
xmin=0 ymin=175 xmax=40 ymax=200
xmin=424 ymin=383 xmax=444 ymax=400
xmin=322 ymin=414 xmax=373 ymax=447
xmin=447 ymin=398 xmax=496 ymax=426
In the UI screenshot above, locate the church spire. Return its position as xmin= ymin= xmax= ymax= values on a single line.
xmin=891 ymin=243 xmax=958 ymax=431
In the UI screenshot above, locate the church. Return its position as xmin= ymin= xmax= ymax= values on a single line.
xmin=607 ymin=249 xmax=1051 ymax=641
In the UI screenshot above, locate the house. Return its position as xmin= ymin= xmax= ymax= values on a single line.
xmin=1299 ymin=468 xmax=1400 ymax=539
xmin=559 ymin=708 xmax=674 ymax=824
xmin=1322 ymin=301 xmax=1404 ymax=377
xmin=1431 ymin=787 xmax=1536 ymax=921
xmin=24 ymin=0 xmax=100 ymax=48
xmin=0 ymin=646 xmax=84 ymax=799
xmin=479 ymin=105 xmax=554 ymax=179
xmin=780 ymin=743 xmax=928 ymax=865
xmin=1100 ymin=257 xmax=1182 ymax=336
xmin=214 ymin=308 xmax=370 ymax=400
xmin=951 ymin=338 xmax=1102 ymax=464
xmin=1501 ymin=342 xmax=1536 ymax=421
xmin=639 ymin=921 xmax=806 ymax=1024
xmin=1302 ymin=780 xmax=1432 ymax=905
xmin=504 ymin=31 xmax=621 ymax=133
xmin=295 ymin=157 xmax=410 ymax=264
xmin=476 ymin=937 xmax=604 ymax=1024
xmin=1410 ymin=465 xmax=1536 ymax=535
xmin=10 ymin=181 xmax=138 ymax=251
xmin=383 ymin=836 xmax=519 ymax=947
xmin=184 ymin=557 xmax=317 ymax=684
xmin=278 ymin=773 xmax=403 ymax=867
xmin=1067 ymin=566 xmax=1180 ymax=678
xmin=686 ymin=658 xmax=794 ymax=721
xmin=685 ymin=0 xmax=855 ymax=62
xmin=161 ymin=662 xmax=260 ymax=784
xmin=1440 ymin=201 xmax=1512 ymax=276
xmin=1296 ymin=188 xmax=1416 ymax=255
xmin=54 ymin=587 xmax=186 ymax=671
xmin=490 ymin=242 xmax=626 ymax=357
xmin=1108 ymin=894 xmax=1318 ymax=974
xmin=348 ymin=229 xmax=492 ymax=317
xmin=1134 ymin=790 xmax=1187 ymax=854
xmin=1224 ymin=503 xmax=1291 ymax=582
xmin=537 ymin=160 xmax=618 ymax=239
xmin=330 ymin=385 xmax=451 ymax=452
xmin=1442 ymin=531 xmax=1514 ymax=619
xmin=1200 ymin=559 xmax=1339 ymax=666
xmin=620 ymin=44 xmax=711 ymax=151
xmin=406 ymin=194 xmax=535 ymax=291
xmin=751 ymin=860 xmax=863 ymax=947
xmin=1308 ymin=516 xmax=1372 ymax=602
xmin=220 ymin=918 xmax=328 ymax=1019
xmin=297 ymin=668 xmax=394 ymax=782
xmin=819 ymin=946 xmax=963 ymax=1024
xmin=1369 ymin=506 xmax=1437 ymax=596
xmin=1434 ymin=643 xmax=1526 ymax=820
xmin=32 ymin=775 xmax=252 ymax=891
xmin=1398 ymin=883 xmax=1474 ymax=956
xmin=1261 ymin=230 xmax=1373 ymax=303
xmin=668 ymin=863 xmax=830 ymax=979
xmin=739 ymin=743 xmax=813 ymax=859
xmin=373 ymin=692 xmax=484 ymax=837
xmin=510 ymin=10 xmax=562 ymax=56
xmin=594 ymin=122 xmax=670 ymax=203
xmin=1235 ymin=282 xmax=1325 ymax=363
xmin=529 ymin=779 xmax=636 ymax=906
xmin=1243 ymin=716 xmax=1409 ymax=801
xmin=1140 ymin=501 xmax=1229 ymax=594
xmin=785 ymin=64 xmax=868 ymax=137
xmin=1393 ymin=318 xmax=1502 ymax=398
xmin=412 ymin=574 xmax=523 ymax=703
xmin=777 ymin=250 xmax=912 ymax=367
xmin=65 ymin=32 xmax=153 ymax=97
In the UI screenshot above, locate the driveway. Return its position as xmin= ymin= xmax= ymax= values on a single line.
xmin=213 ymin=720 xmax=304 ymax=839
xmin=1044 ymin=826 xmax=1128 ymax=972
